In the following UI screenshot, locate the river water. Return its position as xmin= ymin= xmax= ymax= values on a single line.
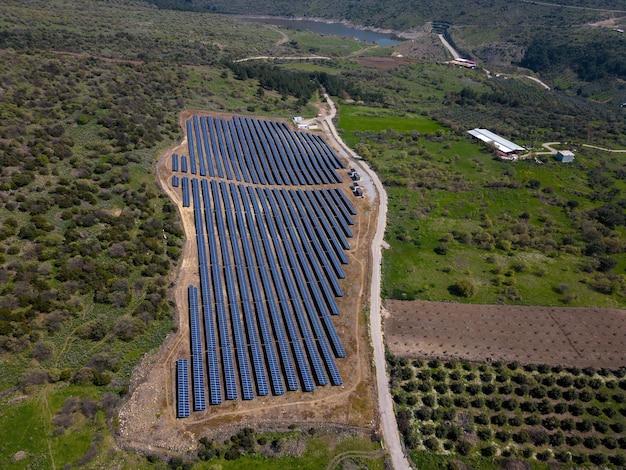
xmin=240 ymin=16 xmax=402 ymax=46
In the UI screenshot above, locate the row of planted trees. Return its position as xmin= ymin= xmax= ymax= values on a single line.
xmin=390 ymin=354 xmax=626 ymax=467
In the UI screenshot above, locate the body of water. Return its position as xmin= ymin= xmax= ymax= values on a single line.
xmin=242 ymin=17 xmax=402 ymax=46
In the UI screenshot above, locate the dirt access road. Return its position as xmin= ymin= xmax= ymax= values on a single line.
xmin=320 ymin=95 xmax=413 ymax=470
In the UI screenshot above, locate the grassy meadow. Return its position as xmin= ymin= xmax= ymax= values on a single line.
xmin=337 ymin=105 xmax=626 ymax=307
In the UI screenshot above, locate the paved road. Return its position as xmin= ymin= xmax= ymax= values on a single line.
xmin=437 ymin=33 xmax=460 ymax=59
xmin=320 ymin=94 xmax=413 ymax=470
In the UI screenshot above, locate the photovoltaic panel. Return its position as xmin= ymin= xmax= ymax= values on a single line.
xmin=326 ymin=188 xmax=355 ymax=225
xmin=333 ymin=188 xmax=357 ymax=215
xmin=172 ymin=175 xmax=179 ymax=188
xmin=188 ymin=285 xmax=202 ymax=355
xmin=185 ymin=119 xmax=198 ymax=175
xmin=172 ymin=153 xmax=179 ymax=172
xmin=317 ymin=190 xmax=353 ymax=238
xmin=258 ymin=187 xmax=328 ymax=386
xmin=282 ymin=189 xmax=343 ymax=307
xmin=307 ymin=190 xmax=351 ymax=253
xmin=228 ymin=120 xmax=250 ymax=183
xmin=221 ymin=119 xmax=242 ymax=181
xmin=181 ymin=177 xmax=190 ymax=208
xmin=207 ymin=117 xmax=225 ymax=178
xmin=215 ymin=181 xmax=255 ymax=400
xmin=222 ymin=182 xmax=269 ymax=396
xmin=201 ymin=180 xmax=238 ymax=401
xmin=181 ymin=155 xmax=188 ymax=173
xmin=294 ymin=189 xmax=346 ymax=279
xmin=176 ymin=359 xmax=190 ymax=418
xmin=193 ymin=115 xmax=207 ymax=177
xmin=192 ymin=353 xmax=207 ymax=411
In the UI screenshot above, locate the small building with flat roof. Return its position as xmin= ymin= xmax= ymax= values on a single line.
xmin=556 ymin=150 xmax=575 ymax=163
xmin=468 ymin=128 xmax=525 ymax=155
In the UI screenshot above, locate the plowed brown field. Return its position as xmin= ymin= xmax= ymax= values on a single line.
xmin=385 ymin=299 xmax=626 ymax=368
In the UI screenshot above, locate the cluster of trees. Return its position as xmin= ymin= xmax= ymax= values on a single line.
xmin=0 ymin=50 xmax=196 ymax=389
xmin=225 ymin=61 xmax=384 ymax=105
xmin=520 ymin=31 xmax=626 ymax=82
xmin=162 ymin=427 xmax=305 ymax=468
xmin=390 ymin=355 xmax=626 ymax=466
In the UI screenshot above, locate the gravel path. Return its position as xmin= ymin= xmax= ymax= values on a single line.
xmin=320 ymin=94 xmax=413 ymax=470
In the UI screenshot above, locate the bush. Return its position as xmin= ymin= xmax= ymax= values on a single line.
xmin=423 ymin=437 xmax=439 ymax=451
xmin=456 ymin=440 xmax=472 ymax=456
xmin=448 ymin=279 xmax=477 ymax=298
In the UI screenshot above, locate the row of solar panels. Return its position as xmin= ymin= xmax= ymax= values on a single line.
xmin=172 ymin=115 xmax=345 ymax=185
xmin=175 ymin=179 xmax=354 ymax=415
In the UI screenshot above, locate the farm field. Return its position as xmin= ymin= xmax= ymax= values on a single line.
xmin=385 ymin=299 xmax=626 ymax=369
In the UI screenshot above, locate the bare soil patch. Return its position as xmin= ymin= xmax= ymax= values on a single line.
xmin=385 ymin=299 xmax=626 ymax=368
xmin=352 ymin=56 xmax=416 ymax=70
xmin=118 ymin=111 xmax=378 ymax=454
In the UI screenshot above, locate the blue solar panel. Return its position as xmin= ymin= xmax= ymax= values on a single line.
xmin=192 ymin=354 xmax=207 ymax=411
xmin=228 ymin=120 xmax=249 ymax=183
xmin=333 ymin=187 xmax=357 ymax=215
xmin=283 ymin=189 xmax=343 ymax=308
xmin=326 ymin=188 xmax=355 ymax=226
xmin=201 ymin=180 xmax=238 ymax=400
xmin=223 ymin=182 xmax=270 ymax=396
xmin=172 ymin=153 xmax=179 ymax=172
xmin=176 ymin=359 xmax=190 ymax=418
xmin=239 ymin=186 xmax=296 ymax=393
xmin=215 ymin=119 xmax=234 ymax=180
xmin=221 ymin=119 xmax=242 ymax=181
xmin=189 ymin=285 xmax=203 ymax=355
xmin=181 ymin=177 xmax=190 ymax=207
xmin=185 ymin=119 xmax=198 ymax=175
xmin=172 ymin=175 xmax=179 ymax=188
xmin=216 ymin=182 xmax=255 ymax=400
xmin=207 ymin=117 xmax=225 ymax=178
xmin=193 ymin=116 xmax=207 ymax=177
xmin=181 ymin=155 xmax=188 ymax=173
xmin=317 ymin=190 xmax=353 ymax=238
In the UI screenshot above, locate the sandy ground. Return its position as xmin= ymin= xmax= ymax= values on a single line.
xmin=385 ymin=299 xmax=626 ymax=369
xmin=117 ymin=110 xmax=379 ymax=455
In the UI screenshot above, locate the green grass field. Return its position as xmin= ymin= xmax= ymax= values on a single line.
xmin=337 ymin=102 xmax=626 ymax=307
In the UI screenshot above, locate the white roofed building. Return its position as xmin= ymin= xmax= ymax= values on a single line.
xmin=468 ymin=128 xmax=526 ymax=155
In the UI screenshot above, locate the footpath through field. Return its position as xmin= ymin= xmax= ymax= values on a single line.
xmin=320 ymin=94 xmax=413 ymax=470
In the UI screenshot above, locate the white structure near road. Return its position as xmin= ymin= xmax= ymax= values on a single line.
xmin=556 ymin=150 xmax=575 ymax=162
xmin=468 ymin=128 xmax=526 ymax=155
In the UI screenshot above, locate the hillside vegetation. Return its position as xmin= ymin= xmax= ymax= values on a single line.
xmin=152 ymin=0 xmax=626 ymax=105
xmin=1 ymin=0 xmax=625 ymax=468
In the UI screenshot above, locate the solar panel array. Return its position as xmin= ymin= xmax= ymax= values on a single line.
xmin=172 ymin=115 xmax=357 ymax=413
xmin=172 ymin=115 xmax=346 ymax=186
